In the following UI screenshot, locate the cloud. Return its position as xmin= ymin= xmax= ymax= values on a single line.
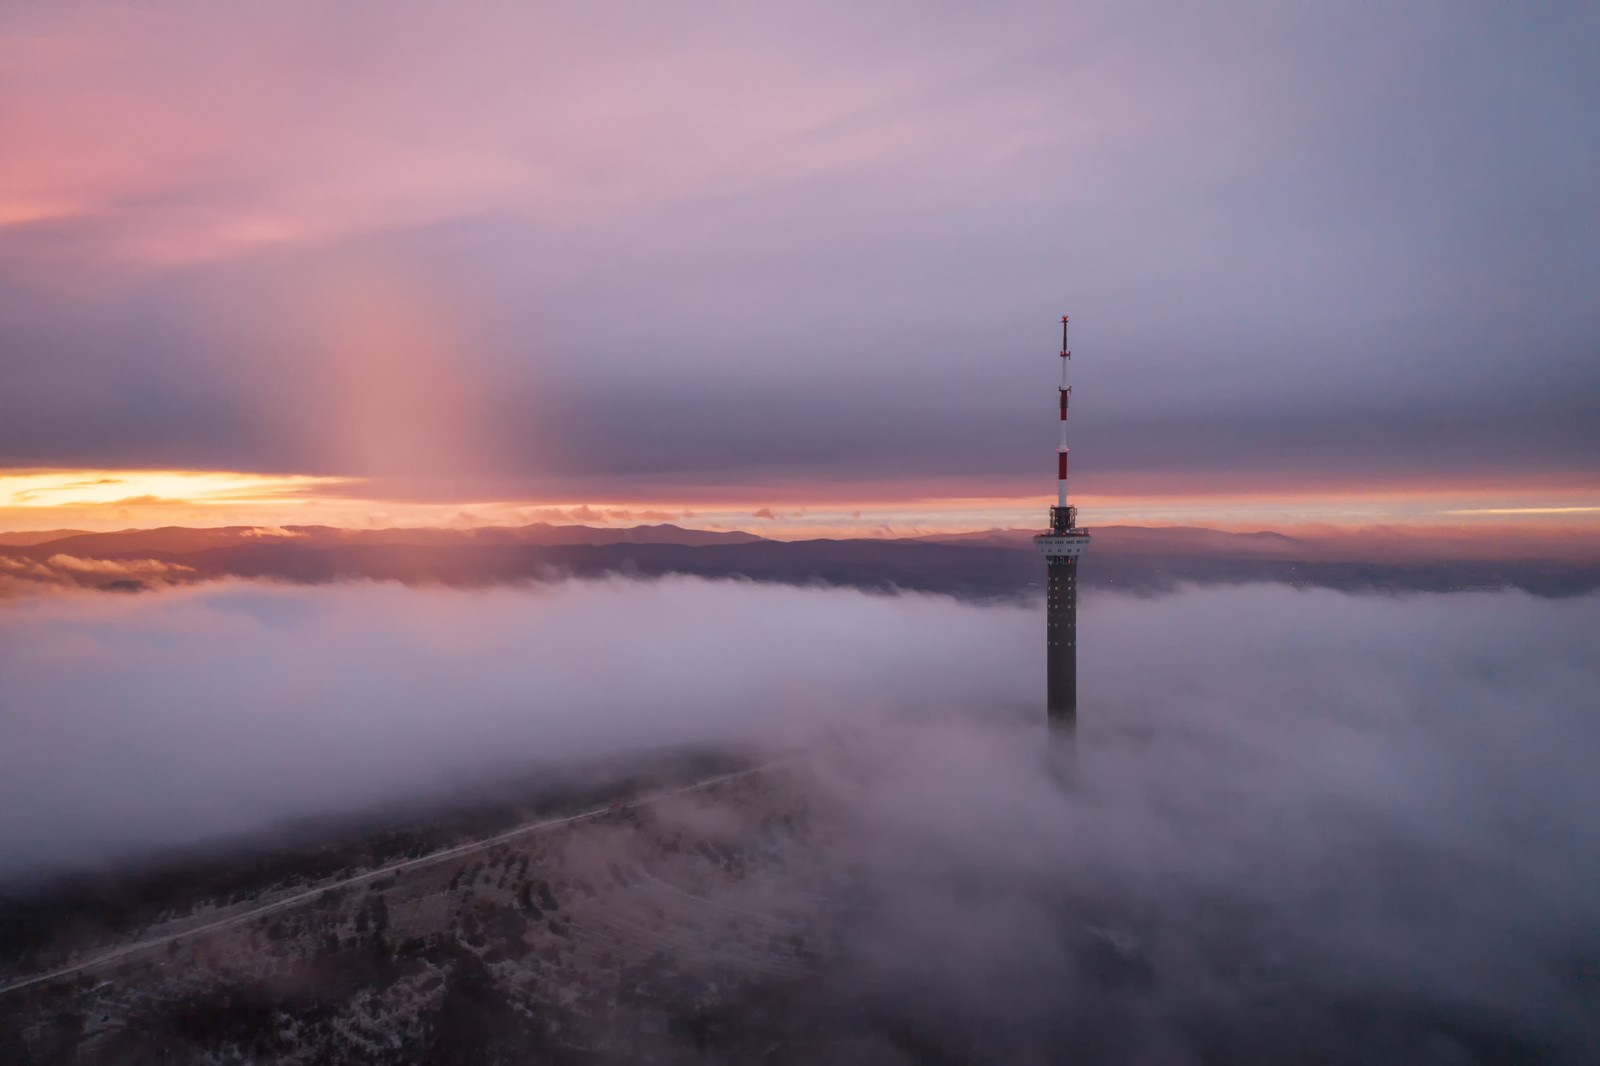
xmin=794 ymin=589 xmax=1600 ymax=1059
xmin=752 ymin=507 xmax=777 ymax=520
xmin=603 ymin=508 xmax=679 ymax=523
xmin=0 ymin=578 xmax=1027 ymax=878
xmin=2 ymin=4 xmax=1596 ymax=496
xmin=1 ymin=578 xmax=1597 ymax=1056
xmin=43 ymin=554 xmax=196 ymax=579
xmin=0 ymin=552 xmax=196 ymax=593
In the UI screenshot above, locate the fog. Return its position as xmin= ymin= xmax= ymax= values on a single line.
xmin=3 ymin=577 xmax=1598 ymax=1059
xmin=805 ymin=588 xmax=1600 ymax=1061
xmin=0 ymin=578 xmax=1037 ymax=876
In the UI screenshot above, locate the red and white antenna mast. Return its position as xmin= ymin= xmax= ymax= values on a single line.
xmin=1057 ymin=315 xmax=1071 ymax=515
xmin=1048 ymin=315 xmax=1082 ymax=535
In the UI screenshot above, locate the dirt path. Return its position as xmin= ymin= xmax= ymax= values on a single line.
xmin=0 ymin=761 xmax=786 ymax=998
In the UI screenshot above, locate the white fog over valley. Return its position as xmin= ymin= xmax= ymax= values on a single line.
xmin=1 ymin=578 xmax=1595 ymax=883
xmin=4 ymin=578 xmax=1599 ymax=1059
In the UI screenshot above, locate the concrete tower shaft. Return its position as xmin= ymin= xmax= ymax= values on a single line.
xmin=1045 ymin=559 xmax=1079 ymax=728
xmin=1034 ymin=315 xmax=1090 ymax=739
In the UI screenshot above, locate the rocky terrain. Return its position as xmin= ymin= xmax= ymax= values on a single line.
xmin=7 ymin=734 xmax=1599 ymax=1065
xmin=0 ymin=763 xmax=852 ymax=1064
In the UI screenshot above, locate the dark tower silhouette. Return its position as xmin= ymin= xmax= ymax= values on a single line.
xmin=1034 ymin=315 xmax=1090 ymax=744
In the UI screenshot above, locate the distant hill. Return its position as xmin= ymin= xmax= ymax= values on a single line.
xmin=3 ymin=521 xmax=1596 ymax=598
xmin=26 ymin=522 xmax=766 ymax=557
xmin=919 ymin=523 xmax=1599 ymax=565
xmin=915 ymin=525 xmax=1308 ymax=557
xmin=0 ymin=529 xmax=90 ymax=547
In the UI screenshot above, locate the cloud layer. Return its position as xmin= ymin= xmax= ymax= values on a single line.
xmin=3 ymin=577 xmax=1598 ymax=1056
xmin=0 ymin=578 xmax=1033 ymax=876
xmin=3 ymin=3 xmax=1597 ymax=498
xmin=809 ymin=588 xmax=1600 ymax=1059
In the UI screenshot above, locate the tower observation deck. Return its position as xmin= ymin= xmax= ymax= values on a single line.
xmin=1034 ymin=316 xmax=1090 ymax=742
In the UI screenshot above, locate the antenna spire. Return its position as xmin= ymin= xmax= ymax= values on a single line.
xmin=1057 ymin=316 xmax=1071 ymax=512
xmin=1051 ymin=316 xmax=1076 ymax=533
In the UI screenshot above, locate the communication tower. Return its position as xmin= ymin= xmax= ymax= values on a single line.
xmin=1034 ymin=315 xmax=1090 ymax=743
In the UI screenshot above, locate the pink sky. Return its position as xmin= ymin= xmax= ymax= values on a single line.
xmin=2 ymin=2 xmax=1595 ymax=534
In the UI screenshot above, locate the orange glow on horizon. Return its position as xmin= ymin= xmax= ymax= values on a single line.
xmin=1 ymin=467 xmax=1596 ymax=542
xmin=0 ymin=469 xmax=354 ymax=511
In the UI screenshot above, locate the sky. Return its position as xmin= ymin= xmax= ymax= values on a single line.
xmin=2 ymin=1 xmax=1597 ymax=535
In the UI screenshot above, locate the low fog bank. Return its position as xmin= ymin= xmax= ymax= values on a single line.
xmin=0 ymin=577 xmax=1036 ymax=879
xmin=803 ymin=589 xmax=1600 ymax=1061
xmin=2 ymin=578 xmax=1594 ymax=879
xmin=0 ymin=553 xmax=198 ymax=595
xmin=3 ymin=577 xmax=1598 ymax=1058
